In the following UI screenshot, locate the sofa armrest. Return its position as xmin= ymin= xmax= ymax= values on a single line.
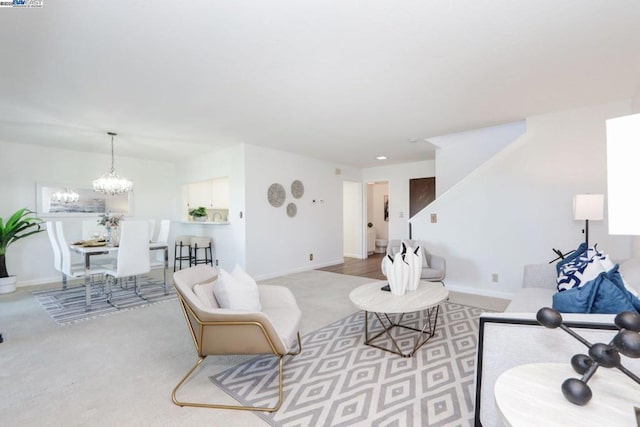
xmin=522 ymin=263 xmax=557 ymax=289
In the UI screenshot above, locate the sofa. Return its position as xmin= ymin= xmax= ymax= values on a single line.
xmin=474 ymin=258 xmax=640 ymax=427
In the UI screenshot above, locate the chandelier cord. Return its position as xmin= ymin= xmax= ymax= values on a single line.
xmin=110 ymin=133 xmax=116 ymax=173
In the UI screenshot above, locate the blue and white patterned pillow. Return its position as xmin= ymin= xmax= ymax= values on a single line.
xmin=556 ymin=245 xmax=612 ymax=292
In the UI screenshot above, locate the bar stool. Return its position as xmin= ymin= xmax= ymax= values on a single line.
xmin=174 ymin=235 xmax=192 ymax=272
xmin=190 ymin=236 xmax=213 ymax=267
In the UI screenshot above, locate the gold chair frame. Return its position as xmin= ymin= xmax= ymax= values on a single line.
xmin=171 ymin=293 xmax=303 ymax=412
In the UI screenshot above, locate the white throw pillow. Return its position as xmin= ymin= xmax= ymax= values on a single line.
xmin=193 ymin=282 xmax=218 ymax=308
xmin=213 ymin=268 xmax=262 ymax=312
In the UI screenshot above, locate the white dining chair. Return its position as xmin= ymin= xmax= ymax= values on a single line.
xmin=148 ymin=219 xmax=156 ymax=242
xmin=156 ymin=219 xmax=170 ymax=243
xmin=56 ymin=221 xmax=107 ymax=286
xmin=104 ymin=221 xmax=150 ymax=305
xmin=150 ymin=219 xmax=171 ymax=270
xmin=46 ymin=221 xmax=65 ymax=288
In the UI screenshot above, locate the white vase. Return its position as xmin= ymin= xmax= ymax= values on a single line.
xmin=0 ymin=276 xmax=17 ymax=294
xmin=390 ymin=252 xmax=408 ymax=296
xmin=381 ymin=254 xmax=393 ymax=278
xmin=406 ymin=246 xmax=423 ymax=291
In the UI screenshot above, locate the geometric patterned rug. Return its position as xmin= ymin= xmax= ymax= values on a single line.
xmin=32 ymin=276 xmax=176 ymax=326
xmin=210 ymin=302 xmax=485 ymax=427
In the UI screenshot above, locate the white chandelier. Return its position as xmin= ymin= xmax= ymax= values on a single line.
xmin=51 ymin=188 xmax=79 ymax=204
xmin=93 ymin=132 xmax=133 ymax=195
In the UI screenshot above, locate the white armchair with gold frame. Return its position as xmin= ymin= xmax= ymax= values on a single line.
xmin=172 ymin=265 xmax=302 ymax=412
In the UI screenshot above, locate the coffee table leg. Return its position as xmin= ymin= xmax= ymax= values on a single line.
xmin=409 ymin=305 xmax=440 ymax=355
xmin=363 ymin=305 xmax=441 ymax=357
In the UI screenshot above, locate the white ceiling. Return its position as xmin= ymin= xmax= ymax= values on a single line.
xmin=1 ymin=1 xmax=639 ymax=167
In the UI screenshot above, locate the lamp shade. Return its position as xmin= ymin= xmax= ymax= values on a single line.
xmin=573 ymin=194 xmax=604 ymax=221
xmin=606 ymin=113 xmax=640 ymax=235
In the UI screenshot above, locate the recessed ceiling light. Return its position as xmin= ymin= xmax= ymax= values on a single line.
xmin=376 ymin=156 xmax=387 ymax=160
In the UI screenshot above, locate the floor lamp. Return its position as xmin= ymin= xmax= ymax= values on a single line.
xmin=573 ymin=194 xmax=604 ymax=248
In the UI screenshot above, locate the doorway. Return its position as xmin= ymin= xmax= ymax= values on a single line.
xmin=366 ymin=181 xmax=389 ymax=257
xmin=343 ymin=181 xmax=363 ymax=258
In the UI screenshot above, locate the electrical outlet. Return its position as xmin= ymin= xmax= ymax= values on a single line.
xmin=430 ymin=213 xmax=437 ymax=223
xmin=215 ymin=259 xmax=219 ymax=266
xmin=492 ymin=273 xmax=499 ymax=283
xmin=309 ymin=253 xmax=314 ymax=261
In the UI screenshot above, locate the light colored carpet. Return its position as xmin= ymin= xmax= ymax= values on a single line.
xmin=211 ymin=302 xmax=485 ymax=426
xmin=0 ymin=270 xmax=508 ymax=426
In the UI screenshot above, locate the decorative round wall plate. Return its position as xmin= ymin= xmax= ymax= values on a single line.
xmin=291 ymin=180 xmax=304 ymax=199
xmin=286 ymin=202 xmax=297 ymax=217
xmin=267 ymin=183 xmax=286 ymax=207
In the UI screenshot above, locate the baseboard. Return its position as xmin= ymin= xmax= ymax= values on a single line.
xmin=16 ymin=275 xmax=65 ymax=288
xmin=343 ymin=252 xmax=364 ymax=259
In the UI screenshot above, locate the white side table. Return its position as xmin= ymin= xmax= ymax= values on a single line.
xmin=495 ymin=363 xmax=640 ymax=427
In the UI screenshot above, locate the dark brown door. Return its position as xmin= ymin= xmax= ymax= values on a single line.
xmin=409 ymin=177 xmax=435 ymax=218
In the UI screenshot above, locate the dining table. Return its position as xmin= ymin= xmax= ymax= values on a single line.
xmin=70 ymin=241 xmax=169 ymax=311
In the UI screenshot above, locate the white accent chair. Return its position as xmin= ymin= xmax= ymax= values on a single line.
xmin=386 ymin=239 xmax=446 ymax=283
xmin=172 ymin=265 xmax=303 ymax=411
xmin=103 ymin=221 xmax=150 ymax=305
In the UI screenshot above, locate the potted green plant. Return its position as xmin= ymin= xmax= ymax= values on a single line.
xmin=0 ymin=208 xmax=45 ymax=294
xmin=189 ymin=206 xmax=209 ymax=222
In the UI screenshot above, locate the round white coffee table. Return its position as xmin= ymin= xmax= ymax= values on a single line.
xmin=495 ymin=363 xmax=640 ymax=427
xmin=349 ymin=280 xmax=449 ymax=357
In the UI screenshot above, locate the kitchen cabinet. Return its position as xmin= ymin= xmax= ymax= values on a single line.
xmin=183 ymin=177 xmax=230 ymax=221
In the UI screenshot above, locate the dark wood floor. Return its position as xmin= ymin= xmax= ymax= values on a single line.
xmin=316 ymin=252 xmax=386 ymax=280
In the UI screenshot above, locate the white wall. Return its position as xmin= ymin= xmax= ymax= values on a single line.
xmin=343 ymin=181 xmax=362 ymax=258
xmin=410 ymin=100 xmax=634 ymax=298
xmin=244 ymin=144 xmax=358 ymax=279
xmin=430 ymin=121 xmax=526 ymax=196
xmin=362 ymin=160 xmax=436 ymax=241
xmin=175 ymin=144 xmax=246 ymax=271
xmin=0 ymin=140 xmax=178 ymax=286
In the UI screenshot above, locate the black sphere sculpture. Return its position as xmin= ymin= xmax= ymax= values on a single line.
xmin=536 ymin=307 xmax=640 ymax=406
